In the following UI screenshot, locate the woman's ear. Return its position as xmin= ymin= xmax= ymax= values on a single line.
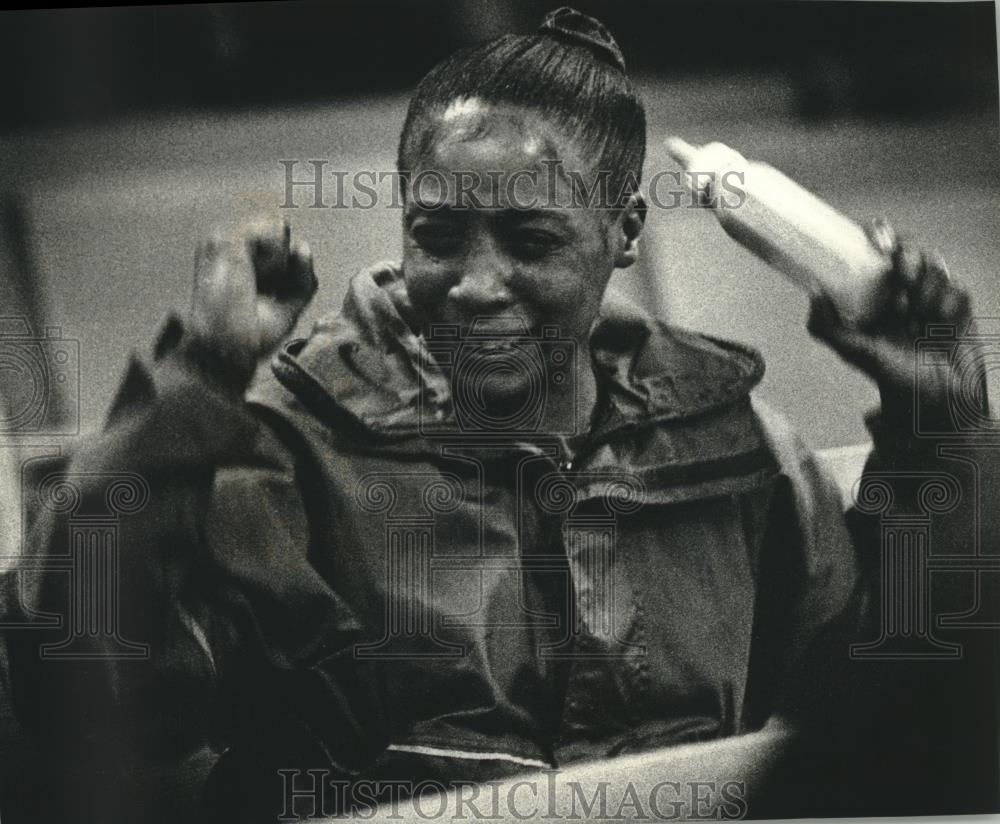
xmin=614 ymin=192 xmax=647 ymax=269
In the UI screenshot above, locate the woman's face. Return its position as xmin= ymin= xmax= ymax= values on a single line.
xmin=401 ymin=99 xmax=633 ymax=346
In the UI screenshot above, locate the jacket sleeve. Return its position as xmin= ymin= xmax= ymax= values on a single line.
xmin=752 ymin=397 xmax=1000 ymax=816
xmin=6 ymin=315 xmax=387 ymax=816
xmin=8 ymin=314 xmax=263 ymax=764
xmin=838 ymin=402 xmax=1000 ymax=813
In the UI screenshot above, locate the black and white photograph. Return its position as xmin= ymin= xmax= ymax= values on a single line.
xmin=0 ymin=1 xmax=999 ymax=821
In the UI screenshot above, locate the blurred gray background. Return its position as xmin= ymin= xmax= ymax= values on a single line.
xmin=0 ymin=0 xmax=998 ymax=450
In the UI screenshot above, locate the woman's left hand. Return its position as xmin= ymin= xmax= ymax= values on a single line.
xmin=807 ymin=219 xmax=975 ymax=428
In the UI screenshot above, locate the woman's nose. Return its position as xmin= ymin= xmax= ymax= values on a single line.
xmin=448 ymin=238 xmax=515 ymax=313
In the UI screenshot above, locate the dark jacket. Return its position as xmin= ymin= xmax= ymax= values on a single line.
xmin=7 ymin=263 xmax=875 ymax=815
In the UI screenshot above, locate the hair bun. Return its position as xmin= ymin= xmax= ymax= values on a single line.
xmin=538 ymin=7 xmax=626 ymax=72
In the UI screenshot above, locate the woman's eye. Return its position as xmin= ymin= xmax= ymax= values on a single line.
xmin=508 ymin=230 xmax=561 ymax=260
xmin=412 ymin=224 xmax=462 ymax=255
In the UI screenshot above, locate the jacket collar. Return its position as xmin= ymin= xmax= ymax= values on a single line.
xmin=264 ymin=262 xmax=766 ymax=445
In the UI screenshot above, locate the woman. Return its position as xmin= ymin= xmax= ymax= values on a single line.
xmin=7 ymin=7 xmax=991 ymax=822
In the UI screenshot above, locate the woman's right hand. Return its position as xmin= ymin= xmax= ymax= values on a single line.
xmin=190 ymin=216 xmax=317 ymax=386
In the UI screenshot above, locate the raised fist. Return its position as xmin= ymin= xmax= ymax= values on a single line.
xmin=189 ymin=216 xmax=317 ymax=387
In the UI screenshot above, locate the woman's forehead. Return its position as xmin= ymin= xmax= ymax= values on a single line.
xmin=419 ymin=97 xmax=589 ymax=171
xmin=405 ymin=97 xmax=607 ymax=211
